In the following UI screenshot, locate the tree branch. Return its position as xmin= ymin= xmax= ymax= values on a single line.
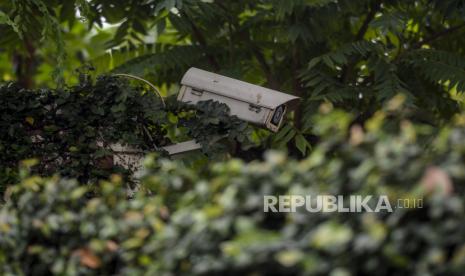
xmin=341 ymin=1 xmax=382 ymax=83
xmin=355 ymin=3 xmax=380 ymax=41
xmin=215 ymin=2 xmax=279 ymax=89
xmin=251 ymin=46 xmax=280 ymax=89
xmin=412 ymin=23 xmax=465 ymax=49
xmin=181 ymin=11 xmax=221 ymax=71
xmin=393 ymin=22 xmax=465 ymax=63
xmin=292 ymin=47 xmax=305 ymax=130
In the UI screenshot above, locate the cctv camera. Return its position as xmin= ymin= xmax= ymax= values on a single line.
xmin=110 ymin=68 xmax=301 ymax=171
xmin=177 ymin=68 xmax=300 ymax=132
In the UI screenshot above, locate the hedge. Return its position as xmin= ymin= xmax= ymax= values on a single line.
xmin=1 ymin=98 xmax=465 ymax=275
xmin=0 ymin=76 xmax=251 ymax=194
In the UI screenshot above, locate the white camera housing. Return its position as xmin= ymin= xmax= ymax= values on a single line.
xmin=110 ymin=68 xmax=301 ymax=174
xmin=177 ymin=68 xmax=299 ymax=132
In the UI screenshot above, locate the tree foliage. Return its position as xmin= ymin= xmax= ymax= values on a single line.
xmin=2 ymin=0 xmax=465 ymax=153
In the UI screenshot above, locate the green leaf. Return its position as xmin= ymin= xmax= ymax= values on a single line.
xmin=307 ymin=57 xmax=321 ymax=70
xmin=295 ymin=133 xmax=309 ymax=156
xmin=274 ymin=124 xmax=293 ymax=141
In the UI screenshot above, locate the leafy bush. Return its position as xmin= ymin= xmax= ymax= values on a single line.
xmin=2 ymin=101 xmax=465 ymax=275
xmin=0 ymin=76 xmax=251 ymax=193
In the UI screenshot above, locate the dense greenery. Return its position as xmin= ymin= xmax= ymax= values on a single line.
xmin=0 ymin=75 xmax=251 ymax=192
xmin=2 ymin=102 xmax=465 ymax=275
xmin=3 ymin=0 xmax=465 ymax=153
xmin=2 ymin=0 xmax=465 ymax=275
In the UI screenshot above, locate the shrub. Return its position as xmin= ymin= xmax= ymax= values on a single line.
xmin=1 ymin=102 xmax=465 ymax=275
xmin=0 ymin=76 xmax=251 ymax=194
xmin=0 ymin=173 xmax=164 ymax=275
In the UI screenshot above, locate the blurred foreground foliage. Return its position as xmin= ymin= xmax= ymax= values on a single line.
xmin=2 ymin=97 xmax=465 ymax=275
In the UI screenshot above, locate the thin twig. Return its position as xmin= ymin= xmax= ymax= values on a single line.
xmin=142 ymin=124 xmax=160 ymax=151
